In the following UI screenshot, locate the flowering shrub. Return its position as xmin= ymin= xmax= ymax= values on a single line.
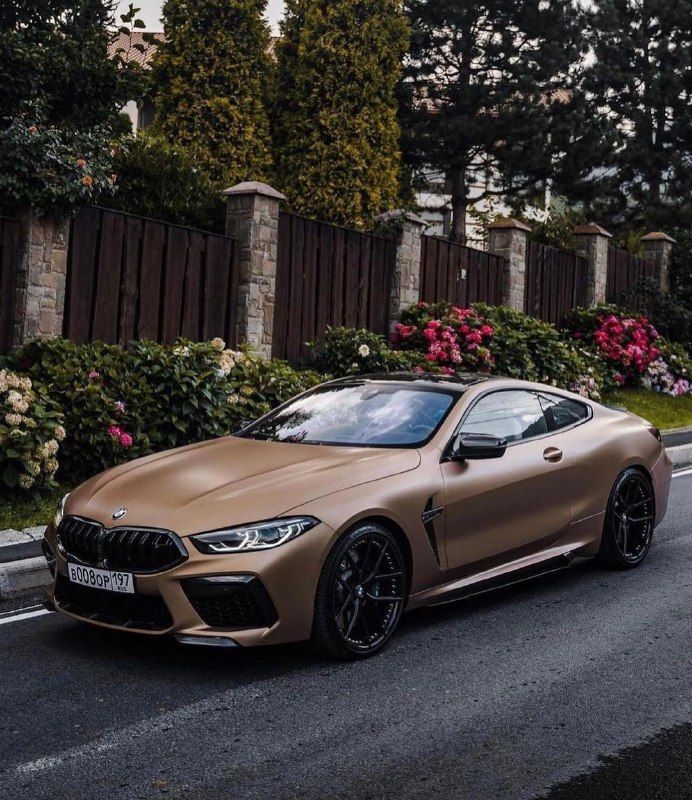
xmin=565 ymin=305 xmax=663 ymax=388
xmin=475 ymin=304 xmax=604 ymax=399
xmin=641 ymin=339 xmax=692 ymax=396
xmin=0 ymin=115 xmax=116 ymax=212
xmin=0 ymin=369 xmax=64 ymax=494
xmin=6 ymin=338 xmax=324 ymax=483
xmin=310 ymin=327 xmax=425 ymax=376
xmin=394 ymin=302 xmax=494 ymax=374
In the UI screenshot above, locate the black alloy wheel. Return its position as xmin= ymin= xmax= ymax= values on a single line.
xmin=312 ymin=523 xmax=407 ymax=659
xmin=599 ymin=468 xmax=655 ymax=568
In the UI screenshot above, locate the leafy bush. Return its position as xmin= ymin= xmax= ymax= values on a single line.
xmin=309 ymin=326 xmax=425 ymax=376
xmin=394 ymin=302 xmax=494 ymax=374
xmin=642 ymin=339 xmax=691 ymax=396
xmin=564 ymin=305 xmax=661 ymax=387
xmin=474 ymin=304 xmax=603 ymax=398
xmin=111 ymin=135 xmax=226 ymax=233
xmin=6 ymin=338 xmax=324 ymax=483
xmin=0 ymin=116 xmax=116 ymax=213
xmin=619 ymin=277 xmax=692 ymax=353
xmin=0 ymin=369 xmax=64 ymax=494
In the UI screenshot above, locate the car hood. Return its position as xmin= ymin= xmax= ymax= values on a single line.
xmin=68 ymin=436 xmax=421 ymax=537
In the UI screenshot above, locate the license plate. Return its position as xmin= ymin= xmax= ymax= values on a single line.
xmin=67 ymin=563 xmax=134 ymax=594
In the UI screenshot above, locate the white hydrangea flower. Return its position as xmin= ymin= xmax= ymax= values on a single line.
xmin=18 ymin=474 xmax=35 ymax=490
xmin=227 ymin=394 xmax=240 ymax=405
xmin=54 ymin=425 xmax=67 ymax=442
xmin=219 ymin=353 xmax=236 ymax=375
xmin=211 ymin=337 xmax=226 ymax=351
xmin=5 ymin=413 xmax=23 ymax=426
xmin=358 ymin=344 xmax=371 ymax=358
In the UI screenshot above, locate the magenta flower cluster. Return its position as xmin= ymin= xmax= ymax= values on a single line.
xmin=392 ymin=303 xmax=494 ymax=374
xmin=107 ymin=425 xmax=133 ymax=449
xmin=582 ymin=314 xmax=660 ymax=386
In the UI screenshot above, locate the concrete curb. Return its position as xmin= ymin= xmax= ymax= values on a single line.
xmin=0 ymin=556 xmax=51 ymax=599
xmin=666 ymin=443 xmax=692 ymax=470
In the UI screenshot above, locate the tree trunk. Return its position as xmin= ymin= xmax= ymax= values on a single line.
xmin=449 ymin=168 xmax=467 ymax=243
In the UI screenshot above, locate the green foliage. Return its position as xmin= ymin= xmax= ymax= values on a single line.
xmin=309 ymin=327 xmax=424 ymax=376
xmin=402 ymin=0 xmax=590 ymax=241
xmin=0 ymin=369 xmax=65 ymax=495
xmin=152 ymin=0 xmax=274 ymax=187
xmin=474 ymin=304 xmax=603 ymax=395
xmin=604 ymin=388 xmax=692 ymax=431
xmin=6 ymin=338 xmax=324 ymax=483
xmin=0 ymin=1 xmax=143 ymax=213
xmin=274 ymin=0 xmax=409 ymax=229
xmin=571 ymin=0 xmax=692 ymax=232
xmin=619 ymin=278 xmax=692 ymax=353
xmin=111 ymin=135 xmax=226 ymax=232
xmin=524 ymin=208 xmax=586 ymax=252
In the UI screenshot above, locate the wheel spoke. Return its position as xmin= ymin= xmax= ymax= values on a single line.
xmin=375 ymin=571 xmax=403 ymax=581
xmin=363 ymin=542 xmax=388 ymax=585
xmin=628 ymin=514 xmax=653 ymax=523
xmin=366 ymin=593 xmax=403 ymax=603
xmin=345 ymin=550 xmax=361 ymax=579
xmin=621 ymin=525 xmax=628 ymax=555
xmin=345 ymin=598 xmax=361 ymax=639
xmin=337 ymin=592 xmax=353 ymax=618
xmin=627 ymin=498 xmax=651 ymax=513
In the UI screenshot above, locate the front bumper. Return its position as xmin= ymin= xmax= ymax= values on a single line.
xmin=43 ymin=520 xmax=336 ymax=647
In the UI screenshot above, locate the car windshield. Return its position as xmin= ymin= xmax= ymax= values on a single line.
xmin=239 ymin=383 xmax=457 ymax=447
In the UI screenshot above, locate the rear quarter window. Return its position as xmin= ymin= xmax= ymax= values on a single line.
xmin=539 ymin=393 xmax=590 ymax=431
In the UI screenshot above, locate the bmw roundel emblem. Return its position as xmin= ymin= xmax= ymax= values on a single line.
xmin=112 ymin=507 xmax=128 ymax=520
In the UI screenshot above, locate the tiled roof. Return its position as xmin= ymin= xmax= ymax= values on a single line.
xmin=109 ymin=30 xmax=164 ymax=68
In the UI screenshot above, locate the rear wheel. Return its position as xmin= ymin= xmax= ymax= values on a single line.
xmin=598 ymin=468 xmax=655 ymax=569
xmin=312 ymin=523 xmax=407 ymax=659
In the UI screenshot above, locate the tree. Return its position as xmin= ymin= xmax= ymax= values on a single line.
xmin=0 ymin=0 xmax=141 ymax=211
xmin=402 ymin=0 xmax=589 ymax=241
xmin=274 ymin=0 xmax=409 ymax=229
xmin=573 ymin=0 xmax=692 ymax=232
xmin=152 ymin=0 xmax=274 ymax=187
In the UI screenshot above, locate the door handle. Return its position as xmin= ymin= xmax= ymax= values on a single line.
xmin=543 ymin=447 xmax=563 ymax=463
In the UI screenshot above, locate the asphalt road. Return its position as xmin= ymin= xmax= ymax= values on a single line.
xmin=0 ymin=472 xmax=690 ymax=800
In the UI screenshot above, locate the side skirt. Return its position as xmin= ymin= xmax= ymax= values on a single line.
xmin=412 ymin=550 xmax=584 ymax=610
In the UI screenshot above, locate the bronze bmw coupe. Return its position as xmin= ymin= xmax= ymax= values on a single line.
xmin=42 ymin=373 xmax=672 ymax=658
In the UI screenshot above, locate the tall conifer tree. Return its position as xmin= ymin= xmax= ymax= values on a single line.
xmin=274 ymin=0 xmax=409 ymax=229
xmin=573 ymin=0 xmax=692 ymax=231
xmin=402 ymin=0 xmax=588 ymax=241
xmin=152 ymin=0 xmax=274 ymax=186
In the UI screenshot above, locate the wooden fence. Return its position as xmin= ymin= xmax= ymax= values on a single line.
xmin=419 ymin=236 xmax=505 ymax=306
xmin=64 ymin=206 xmax=239 ymax=346
xmin=606 ymin=246 xmax=656 ymax=304
xmin=0 ymin=216 xmax=20 ymax=354
xmin=273 ymin=212 xmax=395 ymax=362
xmin=525 ymin=242 xmax=589 ymax=326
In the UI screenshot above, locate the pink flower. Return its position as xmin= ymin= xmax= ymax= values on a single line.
xmin=114 ymin=400 xmax=126 ymax=414
xmin=119 ymin=432 xmax=133 ymax=448
xmin=107 ymin=425 xmax=122 ymax=439
xmin=440 ymin=366 xmax=455 ymax=375
xmin=88 ymin=370 xmax=100 ymax=380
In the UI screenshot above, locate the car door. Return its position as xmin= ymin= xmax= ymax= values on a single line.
xmin=440 ymin=389 xmax=575 ymax=577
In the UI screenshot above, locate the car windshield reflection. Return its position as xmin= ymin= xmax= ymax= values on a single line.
xmin=239 ymin=384 xmax=457 ymax=447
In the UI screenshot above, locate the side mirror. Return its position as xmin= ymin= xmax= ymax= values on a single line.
xmin=448 ymin=433 xmax=507 ymax=461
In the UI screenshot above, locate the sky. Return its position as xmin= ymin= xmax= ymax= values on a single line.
xmin=117 ymin=0 xmax=285 ymax=32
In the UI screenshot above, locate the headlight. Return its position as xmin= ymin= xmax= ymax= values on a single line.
xmin=190 ymin=517 xmax=319 ymax=554
xmin=53 ymin=493 xmax=70 ymax=529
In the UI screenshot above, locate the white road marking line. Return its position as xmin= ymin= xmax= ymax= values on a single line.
xmin=672 ymin=467 xmax=692 ymax=478
xmin=0 ymin=608 xmax=50 ymax=626
xmin=0 ymin=603 xmax=42 ymax=618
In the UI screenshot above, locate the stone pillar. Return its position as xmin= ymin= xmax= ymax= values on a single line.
xmin=573 ymin=223 xmax=612 ymax=306
xmin=641 ymin=232 xmax=675 ymax=292
xmin=487 ymin=217 xmax=531 ymax=312
xmin=13 ymin=210 xmax=70 ymax=346
xmin=223 ymin=181 xmax=286 ymax=359
xmin=375 ymin=210 xmax=426 ymax=330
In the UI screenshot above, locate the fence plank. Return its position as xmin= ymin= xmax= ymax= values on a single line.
xmin=65 ymin=206 xmax=237 ymax=348
xmin=65 ymin=206 xmax=101 ymax=343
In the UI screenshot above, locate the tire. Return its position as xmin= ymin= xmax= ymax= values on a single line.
xmin=311 ymin=522 xmax=407 ymax=660
xmin=598 ymin=468 xmax=655 ymax=569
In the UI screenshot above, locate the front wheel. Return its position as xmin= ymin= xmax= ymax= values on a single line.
xmin=312 ymin=523 xmax=407 ymax=659
xmin=598 ymin=468 xmax=655 ymax=569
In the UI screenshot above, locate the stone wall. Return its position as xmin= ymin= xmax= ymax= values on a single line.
xmin=13 ymin=212 xmax=69 ymax=346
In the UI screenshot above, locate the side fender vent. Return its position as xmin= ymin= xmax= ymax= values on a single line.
xmin=422 ymin=497 xmax=443 ymax=566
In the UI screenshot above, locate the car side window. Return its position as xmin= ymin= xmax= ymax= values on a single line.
xmin=539 ymin=393 xmax=589 ymax=431
xmin=458 ymin=390 xmax=548 ymax=444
